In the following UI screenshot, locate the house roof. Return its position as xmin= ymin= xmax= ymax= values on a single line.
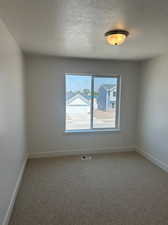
xmin=66 ymin=93 xmax=90 ymax=105
xmin=66 ymin=92 xmax=75 ymax=100
xmin=66 ymin=92 xmax=91 ymax=100
xmin=100 ymin=84 xmax=116 ymax=91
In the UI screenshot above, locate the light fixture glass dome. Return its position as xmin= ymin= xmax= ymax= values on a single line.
xmin=105 ymin=29 xmax=129 ymax=46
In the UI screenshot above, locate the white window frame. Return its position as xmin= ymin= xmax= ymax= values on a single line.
xmin=64 ymin=74 xmax=121 ymax=133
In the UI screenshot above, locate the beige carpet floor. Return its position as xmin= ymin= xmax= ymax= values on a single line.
xmin=10 ymin=152 xmax=168 ymax=225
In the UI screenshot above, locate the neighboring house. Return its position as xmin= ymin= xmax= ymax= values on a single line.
xmin=97 ymin=84 xmax=117 ymax=111
xmin=66 ymin=93 xmax=90 ymax=115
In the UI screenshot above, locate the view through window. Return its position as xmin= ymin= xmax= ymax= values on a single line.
xmin=65 ymin=74 xmax=120 ymax=131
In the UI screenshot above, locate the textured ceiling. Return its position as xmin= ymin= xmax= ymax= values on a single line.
xmin=0 ymin=0 xmax=168 ymax=59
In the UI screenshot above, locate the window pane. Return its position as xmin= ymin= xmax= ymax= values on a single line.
xmin=65 ymin=75 xmax=91 ymax=130
xmin=93 ymin=77 xmax=118 ymax=128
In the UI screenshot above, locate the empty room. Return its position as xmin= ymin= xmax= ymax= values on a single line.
xmin=0 ymin=0 xmax=168 ymax=225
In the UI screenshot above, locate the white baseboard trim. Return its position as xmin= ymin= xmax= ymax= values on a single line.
xmin=136 ymin=147 xmax=168 ymax=173
xmin=29 ymin=146 xmax=136 ymax=159
xmin=2 ymin=153 xmax=28 ymax=225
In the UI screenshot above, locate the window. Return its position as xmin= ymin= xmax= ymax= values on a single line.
xmin=65 ymin=74 xmax=120 ymax=132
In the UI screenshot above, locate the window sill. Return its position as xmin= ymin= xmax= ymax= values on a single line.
xmin=64 ymin=128 xmax=120 ymax=134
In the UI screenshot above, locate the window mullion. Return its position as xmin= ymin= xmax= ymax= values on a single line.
xmin=90 ymin=75 xmax=94 ymax=129
xmin=115 ymin=77 xmax=120 ymax=129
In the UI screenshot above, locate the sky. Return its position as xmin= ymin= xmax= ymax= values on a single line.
xmin=66 ymin=75 xmax=117 ymax=92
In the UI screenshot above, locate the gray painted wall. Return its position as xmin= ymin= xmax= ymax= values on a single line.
xmin=0 ymin=20 xmax=26 ymax=224
xmin=137 ymin=56 xmax=168 ymax=164
xmin=25 ymin=55 xmax=140 ymax=155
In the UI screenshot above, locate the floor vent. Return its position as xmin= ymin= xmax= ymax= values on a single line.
xmin=81 ymin=155 xmax=92 ymax=160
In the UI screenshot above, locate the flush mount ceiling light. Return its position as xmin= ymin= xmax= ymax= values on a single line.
xmin=105 ymin=29 xmax=129 ymax=46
